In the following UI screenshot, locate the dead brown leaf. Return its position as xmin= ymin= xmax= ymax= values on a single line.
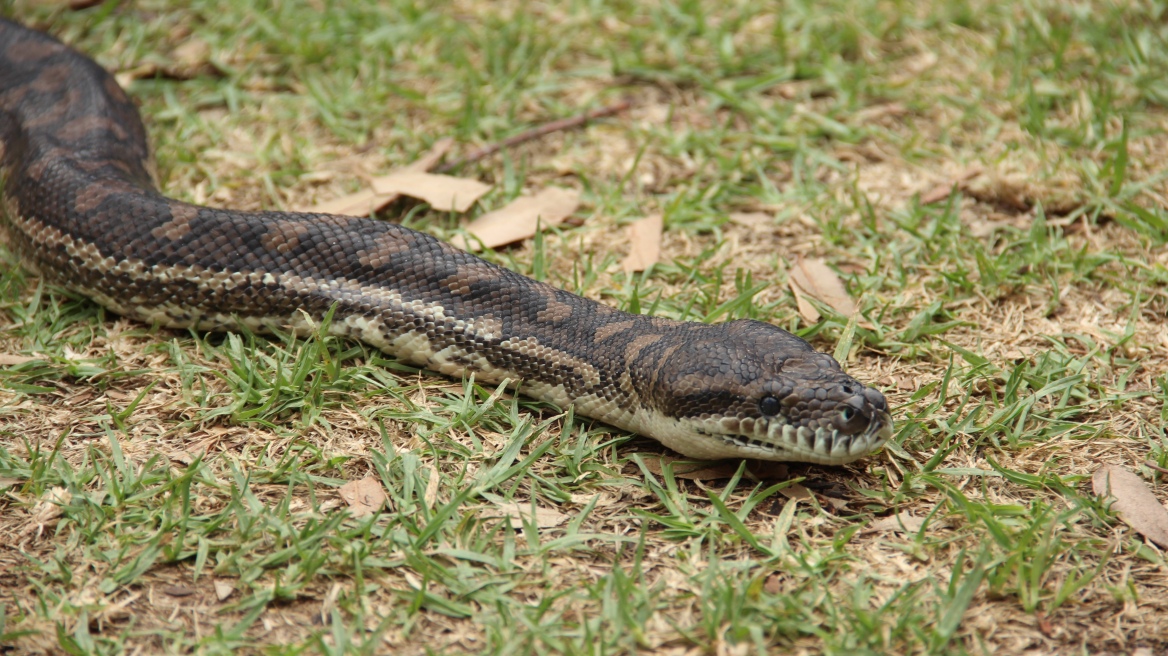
xmin=337 ymin=477 xmax=387 ymax=519
xmin=779 ymin=483 xmax=812 ymax=501
xmin=1036 ymin=612 xmax=1055 ymax=638
xmin=424 ymin=467 xmax=440 ymax=509
xmin=1092 ymin=465 xmax=1168 ymax=548
xmin=728 ymin=212 xmax=773 ymax=230
xmin=303 ymin=186 xmax=384 ymax=217
xmin=301 ymin=137 xmax=454 ymax=215
xmin=865 ymin=512 xmax=928 ymax=534
xmin=787 ymin=257 xmax=856 ymax=323
xmin=163 ymin=585 xmax=196 ymax=597
xmin=213 ymin=580 xmax=235 ymax=601
xmin=822 ymin=495 xmax=849 ymax=511
xmin=0 ymin=354 xmax=38 ymax=365
xmin=763 ymin=574 xmax=784 ymax=595
xmin=569 ymin=491 xmax=620 ymax=507
xmin=114 ymin=37 xmax=219 ymax=87
xmin=34 ymin=486 xmax=70 ymax=523
xmin=621 ymin=214 xmax=663 ymax=275
xmin=370 ymin=171 xmax=490 ymax=213
xmin=172 ymin=38 xmax=211 ymax=69
xmin=919 ymin=166 xmax=984 ymax=205
xmin=489 ymin=502 xmax=568 ymax=529
xmin=451 ymin=187 xmax=580 ymax=250
xmin=23 ymin=486 xmax=71 ymax=537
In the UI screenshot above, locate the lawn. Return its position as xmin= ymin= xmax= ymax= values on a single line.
xmin=1 ymin=0 xmax=1167 ymax=654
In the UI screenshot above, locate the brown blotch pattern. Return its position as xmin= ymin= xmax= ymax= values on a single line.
xmin=536 ymin=288 xmax=574 ymax=323
xmin=74 ymin=179 xmax=136 ymax=214
xmin=102 ymin=76 xmax=129 ymax=104
xmin=29 ymin=63 xmax=72 ymax=93
xmin=262 ymin=221 xmax=311 ymax=254
xmin=5 ymin=38 xmax=61 ymax=63
xmin=57 ymin=115 xmax=129 ymax=141
xmin=594 ymin=319 xmax=637 ymax=343
xmin=624 ymin=333 xmax=663 ymax=362
xmin=25 ymin=87 xmax=82 ymax=129
xmin=151 ymin=203 xmax=199 ymax=241
xmin=442 ymin=261 xmax=498 ymax=296
xmin=357 ymin=229 xmax=416 ymax=268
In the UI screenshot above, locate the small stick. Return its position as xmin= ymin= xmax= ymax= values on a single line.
xmin=1144 ymin=460 xmax=1168 ymax=475
xmin=435 ymin=99 xmax=633 ymax=174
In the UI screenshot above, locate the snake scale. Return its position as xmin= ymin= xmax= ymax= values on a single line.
xmin=0 ymin=18 xmax=892 ymax=465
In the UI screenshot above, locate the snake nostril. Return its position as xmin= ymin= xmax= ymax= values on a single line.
xmin=864 ymin=387 xmax=887 ymax=412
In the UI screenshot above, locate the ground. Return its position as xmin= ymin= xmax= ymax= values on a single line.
xmin=1 ymin=1 xmax=1167 ymax=655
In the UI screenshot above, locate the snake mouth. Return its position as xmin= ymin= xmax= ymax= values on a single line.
xmin=701 ymin=409 xmax=894 ymax=465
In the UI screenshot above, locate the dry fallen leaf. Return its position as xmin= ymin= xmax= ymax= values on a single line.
xmin=728 ymin=212 xmax=773 ymax=230
xmin=568 ymin=491 xmax=619 ymax=507
xmin=371 ymin=171 xmax=491 ymax=213
xmin=865 ymin=512 xmax=928 ymax=534
xmin=451 ymin=187 xmax=580 ymax=250
xmin=114 ymin=38 xmax=219 ymax=87
xmin=302 ymin=137 xmax=454 ymax=215
xmin=337 ymin=477 xmax=387 ymax=519
xmin=621 ymin=214 xmax=663 ymax=275
xmin=318 ymin=498 xmax=345 ymax=513
xmin=33 ymin=486 xmax=70 ymax=524
xmin=163 ymin=585 xmax=196 ymax=597
xmin=920 ymin=166 xmax=984 ymax=205
xmin=490 ymin=502 xmax=568 ymax=529
xmin=213 ymin=580 xmax=235 ymax=601
xmin=304 ymin=186 xmax=384 ymax=217
xmin=424 ymin=467 xmax=440 ymax=509
xmin=822 ymin=495 xmax=849 ymax=511
xmin=1036 ymin=612 xmax=1056 ymax=638
xmin=172 ymin=38 xmax=211 ymax=69
xmin=787 ymin=257 xmax=856 ymax=323
xmin=1092 ymin=465 xmax=1168 ymax=548
xmin=779 ymin=483 xmax=812 ymax=501
xmin=637 ymin=454 xmax=788 ymax=481
xmin=0 ymin=354 xmax=37 ymax=365
xmin=763 ymin=574 xmax=785 ymax=595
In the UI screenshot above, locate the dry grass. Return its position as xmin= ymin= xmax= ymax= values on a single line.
xmin=1 ymin=1 xmax=1167 ymax=654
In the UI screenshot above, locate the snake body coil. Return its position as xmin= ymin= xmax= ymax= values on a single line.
xmin=0 ymin=19 xmax=892 ymax=464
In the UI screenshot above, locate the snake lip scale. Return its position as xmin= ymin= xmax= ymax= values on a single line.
xmin=0 ymin=19 xmax=893 ymax=466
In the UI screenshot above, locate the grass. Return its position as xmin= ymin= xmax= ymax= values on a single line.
xmin=1 ymin=0 xmax=1167 ymax=654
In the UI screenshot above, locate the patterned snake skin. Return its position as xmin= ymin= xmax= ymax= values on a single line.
xmin=0 ymin=19 xmax=892 ymax=464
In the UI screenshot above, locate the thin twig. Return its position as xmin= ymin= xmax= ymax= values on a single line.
xmin=1144 ymin=460 xmax=1168 ymax=475
xmin=435 ymin=99 xmax=633 ymax=174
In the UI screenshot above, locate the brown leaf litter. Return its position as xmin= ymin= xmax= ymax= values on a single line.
xmin=337 ymin=477 xmax=387 ymax=519
xmin=451 ymin=186 xmax=580 ymax=250
xmin=621 ymin=214 xmax=664 ymax=274
xmin=1092 ymin=465 xmax=1168 ymax=548
xmin=787 ymin=257 xmax=857 ymax=322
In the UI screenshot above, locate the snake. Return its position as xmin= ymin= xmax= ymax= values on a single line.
xmin=0 ymin=18 xmax=892 ymax=465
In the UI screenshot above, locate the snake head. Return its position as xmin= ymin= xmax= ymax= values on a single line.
xmin=633 ymin=319 xmax=893 ymax=465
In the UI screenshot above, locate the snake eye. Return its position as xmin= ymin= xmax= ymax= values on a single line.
xmin=759 ymin=396 xmax=781 ymax=416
